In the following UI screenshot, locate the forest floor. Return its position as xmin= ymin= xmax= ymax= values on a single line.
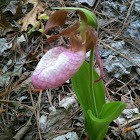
xmin=0 ymin=0 xmax=140 ymax=140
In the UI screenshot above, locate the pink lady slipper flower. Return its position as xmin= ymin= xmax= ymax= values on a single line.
xmin=32 ymin=46 xmax=86 ymax=89
xmin=32 ymin=9 xmax=103 ymax=90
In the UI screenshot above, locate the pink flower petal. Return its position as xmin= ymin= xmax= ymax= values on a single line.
xmin=32 ymin=47 xmax=85 ymax=89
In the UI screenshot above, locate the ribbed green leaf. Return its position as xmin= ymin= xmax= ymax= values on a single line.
xmin=85 ymin=101 xmax=127 ymax=140
xmin=85 ymin=110 xmax=109 ymax=140
xmin=72 ymin=61 xmax=127 ymax=140
xmin=100 ymin=101 xmax=127 ymax=120
xmin=71 ymin=61 xmax=105 ymax=116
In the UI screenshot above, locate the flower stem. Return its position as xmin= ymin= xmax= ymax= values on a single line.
xmin=89 ymin=48 xmax=98 ymax=117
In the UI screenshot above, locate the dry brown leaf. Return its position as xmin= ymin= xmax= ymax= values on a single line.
xmin=0 ymin=109 xmax=5 ymax=115
xmin=22 ymin=0 xmax=38 ymax=4
xmin=18 ymin=1 xmax=44 ymax=31
xmin=0 ymin=13 xmax=19 ymax=35
xmin=135 ymin=96 xmax=140 ymax=107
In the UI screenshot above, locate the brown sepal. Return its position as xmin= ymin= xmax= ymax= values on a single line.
xmin=87 ymin=26 xmax=104 ymax=84
xmin=42 ymin=22 xmax=80 ymax=44
xmin=94 ymin=44 xmax=104 ymax=84
xmin=43 ymin=10 xmax=68 ymax=35
xmin=76 ymin=10 xmax=87 ymax=24
xmin=70 ymin=31 xmax=85 ymax=52
xmin=85 ymin=30 xmax=94 ymax=51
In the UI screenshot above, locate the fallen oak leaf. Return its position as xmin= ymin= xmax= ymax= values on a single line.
xmin=3 ymin=1 xmax=20 ymax=15
xmin=0 ymin=13 xmax=19 ymax=35
xmin=18 ymin=1 xmax=45 ymax=31
xmin=11 ymin=3 xmax=23 ymax=20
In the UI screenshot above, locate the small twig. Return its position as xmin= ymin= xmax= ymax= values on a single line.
xmin=46 ymin=89 xmax=53 ymax=107
xmin=30 ymin=88 xmax=44 ymax=93
xmin=105 ymin=78 xmax=115 ymax=86
xmin=6 ymin=32 xmax=18 ymax=39
xmin=5 ymin=77 xmax=14 ymax=122
xmin=46 ymin=128 xmax=75 ymax=140
xmin=0 ymin=100 xmax=33 ymax=110
xmin=28 ymin=87 xmax=42 ymax=140
xmin=116 ymin=74 xmax=138 ymax=93
xmin=105 ymin=135 xmax=111 ymax=140
xmin=94 ymin=0 xmax=100 ymax=12
xmin=13 ymin=122 xmax=31 ymax=140
xmin=121 ymin=116 xmax=140 ymax=128
xmin=99 ymin=39 xmax=140 ymax=67
xmin=0 ymin=80 xmax=31 ymax=97
xmin=56 ymin=107 xmax=81 ymax=130
xmin=6 ymin=95 xmax=10 ymax=122
xmin=37 ymin=90 xmax=43 ymax=135
xmin=107 ymin=88 xmax=135 ymax=101
xmin=67 ymin=87 xmax=79 ymax=102
xmin=123 ymin=0 xmax=136 ymax=29
xmin=104 ymin=85 xmax=111 ymax=102
xmin=122 ymin=38 xmax=140 ymax=52
xmin=122 ymin=123 xmax=140 ymax=136
xmin=124 ymin=90 xmax=132 ymax=96
xmin=100 ymin=19 xmax=118 ymax=29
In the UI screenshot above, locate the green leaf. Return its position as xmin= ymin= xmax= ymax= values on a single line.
xmin=52 ymin=7 xmax=98 ymax=31
xmin=72 ymin=61 xmax=127 ymax=140
xmin=27 ymin=21 xmax=40 ymax=35
xmin=72 ymin=61 xmax=106 ymax=140
xmin=85 ymin=101 xmax=127 ymax=140
xmin=85 ymin=110 xmax=109 ymax=140
xmin=71 ymin=61 xmax=106 ymax=117
xmin=100 ymin=101 xmax=127 ymax=120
